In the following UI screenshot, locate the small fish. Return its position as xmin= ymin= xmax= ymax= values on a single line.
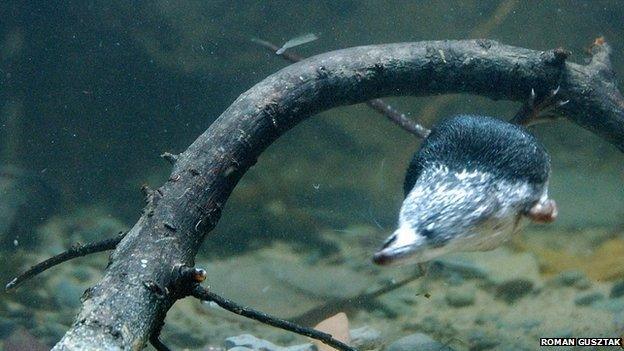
xmin=276 ymin=33 xmax=318 ymax=55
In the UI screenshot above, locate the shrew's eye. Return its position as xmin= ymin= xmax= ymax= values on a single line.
xmin=421 ymin=228 xmax=435 ymax=239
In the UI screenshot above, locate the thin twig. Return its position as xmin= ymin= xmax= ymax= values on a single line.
xmin=192 ymin=285 xmax=358 ymax=351
xmin=252 ymin=38 xmax=430 ymax=138
xmin=292 ymin=266 xmax=424 ymax=325
xmin=366 ymin=99 xmax=430 ymax=138
xmin=5 ymin=232 xmax=126 ymax=291
xmin=149 ymin=335 xmax=172 ymax=351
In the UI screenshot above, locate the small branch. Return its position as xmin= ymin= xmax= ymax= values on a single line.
xmin=157 ymin=266 xmax=357 ymax=350
xmin=292 ymin=266 xmax=424 ymax=325
xmin=253 ymin=38 xmax=430 ymax=138
xmin=366 ymin=99 xmax=430 ymax=138
xmin=191 ymin=285 xmax=357 ymax=351
xmin=5 ymin=232 xmax=126 ymax=291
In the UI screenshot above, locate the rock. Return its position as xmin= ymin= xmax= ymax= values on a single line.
xmin=518 ymin=318 xmax=542 ymax=331
xmin=610 ymin=280 xmax=624 ymax=298
xmin=395 ymin=290 xmax=418 ymax=305
xmin=428 ymin=257 xmax=488 ymax=280
xmin=574 ymin=292 xmax=605 ymax=306
xmin=225 ymin=335 xmax=282 ymax=351
xmin=283 ymin=344 xmax=316 ymax=351
xmin=574 ymin=277 xmax=593 ymax=290
xmin=386 ymin=333 xmax=454 ymax=351
xmin=445 ymin=288 xmax=476 ymax=307
xmin=553 ymin=328 xmax=573 ymax=338
xmin=223 ymin=335 xmax=315 ymax=351
xmin=551 ymin=270 xmax=592 ymax=289
xmin=350 ymin=326 xmax=382 ymax=349
xmin=446 ymin=273 xmax=465 ymax=286
xmin=494 ymin=279 xmax=534 ymax=303
xmin=592 ymin=299 xmax=624 ymax=313
xmin=4 ymin=301 xmax=27 ymax=318
xmin=468 ymin=331 xmax=500 ymax=351
xmin=4 ymin=329 xmax=49 ymax=351
xmin=0 ymin=316 xmax=15 ymax=339
xmin=432 ymin=249 xmax=541 ymax=285
xmin=411 ymin=316 xmax=457 ymax=339
xmin=479 ymin=251 xmax=540 ymax=285
xmin=474 ymin=313 xmax=500 ymax=326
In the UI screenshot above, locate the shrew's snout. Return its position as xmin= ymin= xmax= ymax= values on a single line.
xmin=372 ymin=233 xmax=399 ymax=265
xmin=372 ymin=250 xmax=394 ymax=265
xmin=372 ymin=225 xmax=429 ymax=266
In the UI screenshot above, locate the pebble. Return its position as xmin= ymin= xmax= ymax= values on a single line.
xmin=224 ymin=334 xmax=315 ymax=351
xmin=574 ymin=292 xmax=605 ymax=306
xmin=494 ymin=279 xmax=534 ymax=303
xmin=445 ymin=288 xmax=476 ymax=307
xmin=592 ymin=298 xmax=624 ymax=313
xmin=468 ymin=330 xmax=500 ymax=351
xmin=474 ymin=313 xmax=500 ymax=326
xmin=396 ymin=290 xmax=419 ymax=305
xmin=518 ymin=318 xmax=542 ymax=331
xmin=552 ymin=270 xmax=592 ymax=289
xmin=446 ymin=273 xmax=465 ymax=286
xmin=386 ymin=333 xmax=455 ymax=351
xmin=470 ymin=249 xmax=541 ymax=285
xmin=553 ymin=328 xmax=573 ymax=338
xmin=4 ymin=301 xmax=28 ymax=318
xmin=283 ymin=345 xmax=315 ymax=351
xmin=610 ymin=280 xmax=624 ymax=298
xmin=350 ymin=326 xmax=382 ymax=349
xmin=409 ymin=315 xmax=456 ymax=338
xmin=225 ymin=334 xmax=281 ymax=351
xmin=0 ymin=316 xmax=15 ymax=339
xmin=428 ymin=258 xmax=488 ymax=280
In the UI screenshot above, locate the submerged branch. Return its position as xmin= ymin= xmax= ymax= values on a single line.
xmin=5 ymin=232 xmax=126 ymax=291
xmin=192 ymin=286 xmax=357 ymax=351
xmin=51 ymin=39 xmax=624 ymax=350
xmin=253 ymin=38 xmax=431 ymax=138
xmin=153 ymin=266 xmax=356 ymax=350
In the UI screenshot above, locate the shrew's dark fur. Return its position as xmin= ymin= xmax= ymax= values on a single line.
xmin=404 ymin=115 xmax=550 ymax=196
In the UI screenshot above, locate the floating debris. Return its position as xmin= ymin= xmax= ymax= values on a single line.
xmin=276 ymin=33 xmax=318 ymax=55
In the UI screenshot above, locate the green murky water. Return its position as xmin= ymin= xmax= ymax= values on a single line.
xmin=1 ymin=1 xmax=623 ymax=350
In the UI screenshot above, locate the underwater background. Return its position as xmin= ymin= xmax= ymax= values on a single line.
xmin=1 ymin=1 xmax=623 ymax=350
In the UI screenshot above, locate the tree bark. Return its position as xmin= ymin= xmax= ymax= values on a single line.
xmin=52 ymin=39 xmax=624 ymax=350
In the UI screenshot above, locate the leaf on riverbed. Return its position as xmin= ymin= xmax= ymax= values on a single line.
xmin=312 ymin=312 xmax=351 ymax=351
